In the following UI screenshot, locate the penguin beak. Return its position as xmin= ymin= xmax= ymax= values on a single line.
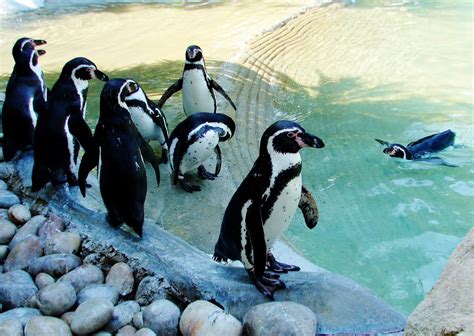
xmin=94 ymin=69 xmax=109 ymax=82
xmin=32 ymin=39 xmax=47 ymax=47
xmin=37 ymin=49 xmax=46 ymax=56
xmin=298 ymin=132 xmax=325 ymax=149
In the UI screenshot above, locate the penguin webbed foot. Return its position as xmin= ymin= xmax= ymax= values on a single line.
xmin=197 ymin=165 xmax=217 ymax=180
xmin=266 ymin=252 xmax=301 ymax=273
xmin=179 ymin=179 xmax=201 ymax=193
xmin=248 ymin=269 xmax=286 ymax=300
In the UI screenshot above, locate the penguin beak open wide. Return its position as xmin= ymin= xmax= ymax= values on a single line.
xmin=93 ymin=69 xmax=109 ymax=82
xmin=293 ymin=131 xmax=325 ymax=149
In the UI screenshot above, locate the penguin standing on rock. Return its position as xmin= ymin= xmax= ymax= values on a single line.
xmin=213 ymin=120 xmax=324 ymax=299
xmin=168 ymin=112 xmax=235 ymax=192
xmin=124 ymin=82 xmax=169 ymax=163
xmin=31 ymin=57 xmax=108 ymax=191
xmin=2 ymin=37 xmax=48 ymax=161
xmin=78 ymin=79 xmax=161 ymax=237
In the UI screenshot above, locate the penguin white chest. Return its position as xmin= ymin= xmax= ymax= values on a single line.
xmin=182 ymin=70 xmax=214 ymax=114
xmin=129 ymin=107 xmax=159 ymax=141
xmin=64 ymin=116 xmax=75 ymax=170
xmin=179 ymin=131 xmax=219 ymax=174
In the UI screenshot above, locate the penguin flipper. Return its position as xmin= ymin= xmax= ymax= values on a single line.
xmin=140 ymin=138 xmax=161 ymax=187
xmin=375 ymin=139 xmax=391 ymax=146
xmin=211 ymin=80 xmax=237 ymax=111
xmin=78 ymin=146 xmax=99 ymax=197
xmin=171 ymin=140 xmax=183 ymax=186
xmin=157 ymin=78 xmax=183 ymax=109
xmin=68 ymin=115 xmax=95 ymax=155
xmin=214 ymin=145 xmax=222 ymax=176
xmin=298 ymin=185 xmax=319 ymax=229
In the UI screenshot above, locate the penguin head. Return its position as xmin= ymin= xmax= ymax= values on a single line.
xmin=261 ymin=120 xmax=325 ymax=155
xmin=12 ymin=37 xmax=47 ymax=70
xmin=124 ymin=82 xmax=154 ymax=114
xmin=100 ymin=78 xmax=140 ymax=116
xmin=383 ymin=144 xmax=412 ymax=160
xmin=60 ymin=57 xmax=109 ymax=83
xmin=185 ymin=45 xmax=203 ymax=63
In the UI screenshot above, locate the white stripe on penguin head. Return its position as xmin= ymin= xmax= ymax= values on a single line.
xmin=117 ymin=80 xmax=136 ymax=110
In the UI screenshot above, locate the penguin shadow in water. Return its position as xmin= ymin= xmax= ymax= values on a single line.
xmin=31 ymin=57 xmax=108 ymax=192
xmin=375 ymin=129 xmax=458 ymax=167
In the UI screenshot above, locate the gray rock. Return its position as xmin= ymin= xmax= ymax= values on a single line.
xmin=58 ymin=264 xmax=104 ymax=292
xmin=4 ymin=236 xmax=43 ymax=272
xmin=44 ymin=232 xmax=81 ymax=255
xmin=0 ymin=190 xmax=20 ymax=208
xmin=0 ymin=162 xmax=14 ymax=180
xmin=0 ymin=270 xmax=38 ymax=310
xmin=0 ymin=245 xmax=8 ymax=261
xmin=405 ymin=228 xmax=474 ymax=335
xmin=28 ymin=253 xmax=81 ymax=277
xmin=105 ymin=262 xmax=134 ymax=296
xmin=37 ymin=281 xmax=76 ymax=316
xmin=0 ymin=209 xmax=9 ymax=220
xmin=117 ymin=325 xmax=137 ymax=335
xmin=135 ymin=276 xmax=172 ymax=306
xmin=60 ymin=311 xmax=75 ymax=326
xmin=0 ymin=307 xmax=41 ymax=327
xmin=9 ymin=216 xmax=46 ymax=250
xmin=77 ymin=284 xmax=119 ymax=305
xmin=143 ymin=299 xmax=180 ymax=336
xmin=70 ymin=298 xmax=114 ymax=335
xmin=243 ymin=301 xmax=317 ymax=336
xmin=25 ymin=316 xmax=72 ymax=336
xmin=0 ymin=180 xmax=8 ymax=191
xmin=0 ymin=219 xmax=16 ymax=244
xmin=8 ymin=204 xmax=31 ymax=225
xmin=35 ymin=273 xmax=55 ymax=289
xmin=0 ymin=318 xmax=23 ymax=336
xmin=37 ymin=215 xmax=65 ymax=244
xmin=136 ymin=328 xmax=156 ymax=336
xmin=132 ymin=311 xmax=144 ymax=329
xmin=104 ymin=300 xmax=140 ymax=333
xmin=180 ymin=300 xmax=242 ymax=336
xmin=92 ymin=332 xmax=112 ymax=336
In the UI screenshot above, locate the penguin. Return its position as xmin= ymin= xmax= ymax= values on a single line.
xmin=2 ymin=37 xmax=48 ymax=161
xmin=375 ymin=129 xmax=456 ymax=166
xmin=168 ymin=112 xmax=235 ymax=192
xmin=213 ymin=120 xmax=324 ymax=299
xmin=124 ymin=82 xmax=170 ymax=163
xmin=78 ymin=78 xmax=161 ymax=237
xmin=31 ymin=57 xmax=109 ymax=191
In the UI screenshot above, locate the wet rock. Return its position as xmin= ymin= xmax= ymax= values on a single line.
xmin=37 ymin=281 xmax=76 ymax=316
xmin=70 ymin=298 xmax=114 ymax=335
xmin=136 ymin=328 xmax=157 ymax=336
xmin=37 ymin=214 xmax=65 ymax=244
xmin=0 ymin=270 xmax=38 ymax=310
xmin=28 ymin=253 xmax=81 ymax=277
xmin=0 ymin=190 xmax=20 ymax=208
xmin=104 ymin=300 xmax=140 ymax=333
xmin=58 ymin=264 xmax=104 ymax=292
xmin=8 ymin=204 xmax=31 ymax=225
xmin=60 ymin=311 xmax=75 ymax=326
xmin=0 ymin=209 xmax=9 ymax=220
xmin=180 ymin=300 xmax=242 ymax=336
xmin=77 ymin=284 xmax=119 ymax=305
xmin=132 ymin=311 xmax=144 ymax=329
xmin=106 ymin=262 xmax=134 ymax=296
xmin=9 ymin=216 xmax=46 ymax=250
xmin=92 ymin=332 xmax=112 ymax=336
xmin=0 ymin=219 xmax=16 ymax=244
xmin=0 ymin=245 xmax=8 ymax=262
xmin=243 ymin=301 xmax=317 ymax=336
xmin=4 ymin=236 xmax=43 ymax=272
xmin=0 ymin=180 xmax=7 ymax=190
xmin=135 ymin=276 xmax=172 ymax=306
xmin=143 ymin=299 xmax=180 ymax=336
xmin=0 ymin=318 xmax=23 ymax=336
xmin=0 ymin=307 xmax=41 ymax=327
xmin=35 ymin=273 xmax=55 ymax=289
xmin=44 ymin=232 xmax=81 ymax=255
xmin=25 ymin=316 xmax=72 ymax=336
xmin=117 ymin=325 xmax=137 ymax=336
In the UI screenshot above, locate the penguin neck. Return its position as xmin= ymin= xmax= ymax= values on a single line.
xmin=184 ymin=59 xmax=206 ymax=71
xmin=265 ymin=141 xmax=302 ymax=173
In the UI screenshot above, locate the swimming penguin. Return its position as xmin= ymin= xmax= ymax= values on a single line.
xmin=124 ymin=82 xmax=170 ymax=163
xmin=375 ymin=129 xmax=456 ymax=166
xmin=78 ymin=79 xmax=161 ymax=237
xmin=213 ymin=120 xmax=324 ymax=299
xmin=2 ymin=37 xmax=48 ymax=161
xmin=168 ymin=112 xmax=235 ymax=192
xmin=31 ymin=57 xmax=108 ymax=191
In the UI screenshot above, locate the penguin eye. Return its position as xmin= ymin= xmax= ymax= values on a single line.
xmin=127 ymin=82 xmax=138 ymax=93
xmin=287 ymin=131 xmax=301 ymax=139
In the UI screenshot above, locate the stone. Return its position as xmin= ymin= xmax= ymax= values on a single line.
xmin=8 ymin=204 xmax=31 ymax=225
xmin=25 ymin=316 xmax=72 ymax=336
xmin=37 ymin=281 xmax=76 ymax=316
xmin=180 ymin=300 xmax=242 ymax=336
xmin=104 ymin=300 xmax=140 ymax=333
xmin=28 ymin=253 xmax=81 ymax=277
xmin=0 ymin=318 xmax=23 ymax=336
xmin=135 ymin=276 xmax=172 ymax=306
xmin=37 ymin=214 xmax=65 ymax=243
xmin=60 ymin=311 xmax=75 ymax=326
xmin=9 ymin=215 xmax=46 ymax=250
xmin=0 ymin=308 xmax=41 ymax=327
xmin=77 ymin=284 xmax=119 ymax=305
xmin=44 ymin=232 xmax=81 ymax=255
xmin=35 ymin=273 xmax=55 ymax=289
xmin=0 ymin=180 xmax=7 ymax=190
xmin=58 ymin=264 xmax=104 ymax=292
xmin=243 ymin=301 xmax=317 ymax=336
xmin=143 ymin=299 xmax=180 ymax=336
xmin=0 ymin=190 xmax=20 ymax=208
xmin=0 ymin=270 xmax=38 ymax=310
xmin=0 ymin=245 xmax=8 ymax=261
xmin=4 ymin=235 xmax=43 ymax=272
xmin=0 ymin=209 xmax=9 ymax=220
xmin=136 ymin=328 xmax=157 ymax=336
xmin=105 ymin=262 xmax=134 ymax=296
xmin=133 ymin=311 xmax=144 ymax=329
xmin=92 ymin=332 xmax=112 ymax=336
xmin=116 ymin=325 xmax=137 ymax=336
xmin=0 ymin=219 xmax=16 ymax=244
xmin=70 ymin=298 xmax=114 ymax=335
xmin=405 ymin=228 xmax=474 ymax=335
